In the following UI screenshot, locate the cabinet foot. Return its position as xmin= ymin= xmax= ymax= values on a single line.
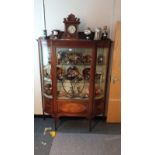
xmin=43 ymin=114 xmax=46 ymax=120
xmin=88 ymin=118 xmax=92 ymax=132
xmin=54 ymin=118 xmax=58 ymax=131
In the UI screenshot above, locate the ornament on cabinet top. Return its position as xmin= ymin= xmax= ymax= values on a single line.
xmin=63 ymin=14 xmax=80 ymax=39
xmin=84 ymin=27 xmax=92 ymax=40
xmin=94 ymin=27 xmax=102 ymax=40
xmin=102 ymin=26 xmax=108 ymax=39
xmin=50 ymin=30 xmax=60 ymax=39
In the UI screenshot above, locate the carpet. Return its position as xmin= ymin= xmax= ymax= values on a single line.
xmin=49 ymin=133 xmax=121 ymax=155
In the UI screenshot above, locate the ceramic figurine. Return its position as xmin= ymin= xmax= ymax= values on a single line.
xmin=83 ymin=68 xmax=90 ymax=80
xmin=57 ymin=67 xmax=64 ymax=80
xmin=43 ymin=64 xmax=51 ymax=78
xmin=102 ymin=26 xmax=108 ymax=39
xmin=94 ymin=27 xmax=102 ymax=40
xmin=84 ymin=27 xmax=92 ymax=40
xmin=57 ymin=51 xmax=61 ymax=64
xmin=83 ymin=55 xmax=92 ymax=64
xmin=66 ymin=66 xmax=79 ymax=80
xmin=83 ymin=88 xmax=89 ymax=98
xmin=50 ymin=30 xmax=59 ymax=39
xmin=97 ymin=55 xmax=105 ymax=64
xmin=44 ymin=83 xmax=52 ymax=95
xmin=95 ymin=86 xmax=101 ymax=96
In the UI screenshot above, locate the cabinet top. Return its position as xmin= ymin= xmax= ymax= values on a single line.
xmin=39 ymin=31 xmax=112 ymax=42
xmin=39 ymin=32 xmax=112 ymax=47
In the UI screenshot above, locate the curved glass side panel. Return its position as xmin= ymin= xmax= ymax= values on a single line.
xmin=95 ymin=48 xmax=108 ymax=99
xmin=39 ymin=38 xmax=52 ymax=99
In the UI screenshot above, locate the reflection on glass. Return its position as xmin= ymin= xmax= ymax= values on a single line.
xmin=95 ymin=48 xmax=108 ymax=99
xmin=56 ymin=48 xmax=92 ymax=99
xmin=40 ymin=39 xmax=52 ymax=98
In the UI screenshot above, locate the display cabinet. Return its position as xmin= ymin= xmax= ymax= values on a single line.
xmin=38 ymin=35 xmax=112 ymax=131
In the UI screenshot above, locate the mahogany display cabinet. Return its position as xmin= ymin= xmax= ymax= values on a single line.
xmin=38 ymin=35 xmax=112 ymax=131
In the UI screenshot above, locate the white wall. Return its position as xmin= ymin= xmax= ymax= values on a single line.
xmin=34 ymin=0 xmax=121 ymax=114
xmin=114 ymin=0 xmax=121 ymax=22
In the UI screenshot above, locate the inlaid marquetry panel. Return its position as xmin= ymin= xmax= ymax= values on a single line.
xmin=58 ymin=102 xmax=87 ymax=113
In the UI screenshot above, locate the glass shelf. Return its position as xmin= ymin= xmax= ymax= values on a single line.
xmin=56 ymin=64 xmax=91 ymax=66
xmin=43 ymin=93 xmax=53 ymax=99
xmin=57 ymin=64 xmax=107 ymax=67
xmin=95 ymin=94 xmax=104 ymax=100
xmin=44 ymin=77 xmax=52 ymax=82
xmin=57 ymin=96 xmax=89 ymax=100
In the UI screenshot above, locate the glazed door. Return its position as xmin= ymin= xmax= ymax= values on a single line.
xmin=55 ymin=47 xmax=93 ymax=100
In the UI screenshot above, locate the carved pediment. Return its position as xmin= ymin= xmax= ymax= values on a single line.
xmin=64 ymin=14 xmax=80 ymax=24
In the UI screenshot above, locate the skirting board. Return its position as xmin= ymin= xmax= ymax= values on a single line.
xmin=34 ymin=114 xmax=106 ymax=121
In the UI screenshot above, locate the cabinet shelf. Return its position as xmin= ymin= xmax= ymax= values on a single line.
xmin=57 ymin=80 xmax=89 ymax=83
xmin=95 ymin=94 xmax=104 ymax=100
xmin=57 ymin=96 xmax=89 ymax=100
xmin=57 ymin=64 xmax=91 ymax=66
xmin=57 ymin=64 xmax=106 ymax=67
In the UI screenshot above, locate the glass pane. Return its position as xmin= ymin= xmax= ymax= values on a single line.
xmin=56 ymin=48 xmax=92 ymax=100
xmin=40 ymin=39 xmax=52 ymax=98
xmin=95 ymin=48 xmax=108 ymax=99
